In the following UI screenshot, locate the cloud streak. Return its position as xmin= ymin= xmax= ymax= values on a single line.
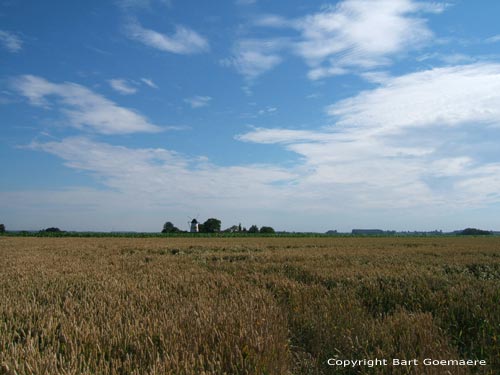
xmin=109 ymin=78 xmax=137 ymax=95
xmin=12 ymin=75 xmax=162 ymax=134
xmin=125 ymin=20 xmax=209 ymax=54
xmin=294 ymin=0 xmax=436 ymax=79
xmin=140 ymin=78 xmax=158 ymax=88
xmin=184 ymin=95 xmax=212 ymax=108
xmin=116 ymin=0 xmax=171 ymax=9
xmin=0 ymin=30 xmax=22 ymax=53
xmin=226 ymin=0 xmax=443 ymax=80
xmin=221 ymin=39 xmax=285 ymax=80
xmin=327 ymin=63 xmax=500 ymax=133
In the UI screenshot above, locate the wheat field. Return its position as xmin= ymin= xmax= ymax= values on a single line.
xmin=0 ymin=236 xmax=499 ymax=375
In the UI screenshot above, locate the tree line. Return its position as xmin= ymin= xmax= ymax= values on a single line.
xmin=162 ymin=219 xmax=275 ymax=234
xmin=0 ymin=222 xmax=276 ymax=235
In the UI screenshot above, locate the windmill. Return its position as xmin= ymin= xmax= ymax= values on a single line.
xmin=187 ymin=215 xmax=200 ymax=233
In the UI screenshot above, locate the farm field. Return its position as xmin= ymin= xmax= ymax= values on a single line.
xmin=0 ymin=236 xmax=499 ymax=375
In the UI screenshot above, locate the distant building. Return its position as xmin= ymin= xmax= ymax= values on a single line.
xmin=190 ymin=219 xmax=199 ymax=233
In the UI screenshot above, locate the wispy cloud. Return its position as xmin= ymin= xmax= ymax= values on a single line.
xmin=0 ymin=30 xmax=22 ymax=53
xmin=125 ymin=20 xmax=209 ymax=54
xmin=252 ymin=14 xmax=292 ymax=28
xmin=235 ymin=0 xmax=256 ymax=5
xmin=327 ymin=63 xmax=500 ymax=133
xmin=116 ymin=0 xmax=171 ymax=10
xmin=221 ymin=39 xmax=286 ymax=80
xmin=295 ymin=0 xmax=438 ymax=79
xmin=227 ymin=0 xmax=443 ymax=80
xmin=240 ymin=106 xmax=278 ymax=119
xmin=140 ymin=78 xmax=158 ymax=88
xmin=184 ymin=95 xmax=212 ymax=108
xmin=486 ymin=34 xmax=500 ymax=43
xmin=12 ymin=75 xmax=162 ymax=134
xmin=237 ymin=128 xmax=329 ymax=144
xmin=108 ymin=78 xmax=137 ymax=95
xmin=14 ymin=136 xmax=296 ymax=229
xmin=416 ymin=52 xmax=476 ymax=65
xmin=258 ymin=106 xmax=277 ymax=115
xmin=238 ymin=63 xmax=500 ymax=209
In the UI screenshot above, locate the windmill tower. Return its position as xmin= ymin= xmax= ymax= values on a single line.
xmin=189 ymin=218 xmax=199 ymax=233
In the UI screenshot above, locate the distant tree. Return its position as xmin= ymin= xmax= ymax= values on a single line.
xmin=0 ymin=224 xmax=5 ymax=233
xmin=461 ymin=228 xmax=492 ymax=235
xmin=162 ymin=221 xmax=180 ymax=233
xmin=238 ymin=223 xmax=242 ymax=232
xmin=248 ymin=225 xmax=259 ymax=234
xmin=201 ymin=218 xmax=221 ymax=233
xmin=260 ymin=226 xmax=275 ymax=234
xmin=44 ymin=227 xmax=61 ymax=232
xmin=223 ymin=225 xmax=239 ymax=233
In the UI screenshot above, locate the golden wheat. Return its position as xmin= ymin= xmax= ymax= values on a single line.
xmin=0 ymin=236 xmax=498 ymax=374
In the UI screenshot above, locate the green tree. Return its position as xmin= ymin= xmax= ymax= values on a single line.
xmin=44 ymin=227 xmax=61 ymax=232
xmin=248 ymin=225 xmax=259 ymax=233
xmin=223 ymin=225 xmax=239 ymax=233
xmin=260 ymin=226 xmax=275 ymax=234
xmin=201 ymin=218 xmax=221 ymax=233
xmin=461 ymin=228 xmax=491 ymax=235
xmin=162 ymin=221 xmax=180 ymax=233
xmin=0 ymin=224 xmax=5 ymax=233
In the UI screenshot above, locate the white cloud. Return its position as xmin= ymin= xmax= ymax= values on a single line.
xmin=238 ymin=63 xmax=500 ymax=210
xmin=116 ymin=0 xmax=171 ymax=9
xmin=253 ymin=15 xmax=291 ymax=28
xmin=0 ymin=30 xmax=22 ymax=53
xmin=235 ymin=0 xmax=256 ymax=5
xmin=108 ymin=78 xmax=137 ymax=95
xmin=237 ymin=128 xmax=334 ymax=144
xmin=416 ymin=2 xmax=450 ymax=13
xmin=327 ymin=63 xmax=500 ymax=133
xmin=12 ymin=75 xmax=162 ymax=134
xmin=307 ymin=66 xmax=349 ymax=80
xmin=416 ymin=52 xmax=476 ymax=65
xmin=359 ymin=71 xmax=392 ymax=84
xmin=257 ymin=106 xmax=277 ymax=115
xmin=125 ymin=20 xmax=209 ymax=54
xmin=140 ymin=78 xmax=158 ymax=88
xmin=184 ymin=95 xmax=212 ymax=108
xmin=241 ymin=85 xmax=253 ymax=96
xmin=222 ymin=39 xmax=286 ymax=80
xmin=28 ymin=137 xmax=295 ymax=196
xmin=294 ymin=0 xmax=436 ymax=79
xmin=227 ymin=0 xmax=442 ymax=80
xmin=10 ymin=136 xmax=297 ymax=230
xmin=486 ymin=34 xmax=500 ymax=43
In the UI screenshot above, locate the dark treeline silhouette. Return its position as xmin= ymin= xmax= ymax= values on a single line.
xmin=162 ymin=222 xmax=181 ymax=233
xmin=460 ymin=228 xmax=492 ymax=235
xmin=161 ymin=219 xmax=274 ymax=234
xmin=43 ymin=227 xmax=62 ymax=233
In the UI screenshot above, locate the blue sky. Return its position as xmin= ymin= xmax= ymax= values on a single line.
xmin=1 ymin=0 xmax=500 ymax=232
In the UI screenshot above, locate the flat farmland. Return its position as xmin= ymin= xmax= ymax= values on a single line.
xmin=0 ymin=236 xmax=499 ymax=375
